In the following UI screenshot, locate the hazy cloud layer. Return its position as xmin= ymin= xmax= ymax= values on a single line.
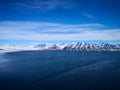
xmin=0 ymin=21 xmax=120 ymax=41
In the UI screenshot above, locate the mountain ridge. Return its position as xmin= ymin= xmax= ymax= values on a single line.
xmin=35 ymin=42 xmax=120 ymax=51
xmin=0 ymin=42 xmax=120 ymax=51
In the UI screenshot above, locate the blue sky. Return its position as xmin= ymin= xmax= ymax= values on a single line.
xmin=0 ymin=0 xmax=120 ymax=45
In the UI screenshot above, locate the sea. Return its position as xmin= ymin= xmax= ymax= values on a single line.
xmin=0 ymin=51 xmax=120 ymax=90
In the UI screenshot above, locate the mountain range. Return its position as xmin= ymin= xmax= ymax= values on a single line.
xmin=1 ymin=42 xmax=120 ymax=51
xmin=35 ymin=42 xmax=120 ymax=51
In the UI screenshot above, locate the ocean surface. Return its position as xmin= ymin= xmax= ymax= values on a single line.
xmin=0 ymin=51 xmax=120 ymax=90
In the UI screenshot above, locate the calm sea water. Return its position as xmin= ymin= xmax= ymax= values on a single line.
xmin=0 ymin=51 xmax=120 ymax=90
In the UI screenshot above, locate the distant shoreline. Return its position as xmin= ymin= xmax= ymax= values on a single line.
xmin=0 ymin=49 xmax=120 ymax=54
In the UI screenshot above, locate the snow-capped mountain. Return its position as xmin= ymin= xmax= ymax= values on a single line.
xmin=63 ymin=42 xmax=120 ymax=51
xmin=34 ymin=43 xmax=67 ymax=50
xmin=34 ymin=43 xmax=52 ymax=50
xmin=34 ymin=42 xmax=120 ymax=51
xmin=0 ymin=42 xmax=120 ymax=51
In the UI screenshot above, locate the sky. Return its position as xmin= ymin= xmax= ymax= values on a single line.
xmin=0 ymin=0 xmax=120 ymax=45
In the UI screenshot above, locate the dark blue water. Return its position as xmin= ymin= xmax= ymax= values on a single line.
xmin=0 ymin=51 xmax=120 ymax=90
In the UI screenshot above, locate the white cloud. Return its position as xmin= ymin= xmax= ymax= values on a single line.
xmin=0 ymin=21 xmax=120 ymax=41
xmin=82 ymin=13 xmax=96 ymax=19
